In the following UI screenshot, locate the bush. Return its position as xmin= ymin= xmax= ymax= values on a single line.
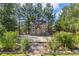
xmin=1 ymin=32 xmax=18 ymax=50
xmin=49 ymin=33 xmax=60 ymax=51
xmin=58 ymin=31 xmax=74 ymax=50
xmin=0 ymin=24 xmax=6 ymax=38
xmin=49 ymin=31 xmax=74 ymax=51
xmin=20 ymin=36 xmax=29 ymax=52
xmin=0 ymin=24 xmax=6 ymax=48
xmin=73 ymin=32 xmax=79 ymax=48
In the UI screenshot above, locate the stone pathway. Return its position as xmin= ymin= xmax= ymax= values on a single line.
xmin=27 ymin=35 xmax=51 ymax=56
xmin=28 ymin=35 xmax=51 ymax=42
xmin=28 ymin=43 xmax=50 ymax=56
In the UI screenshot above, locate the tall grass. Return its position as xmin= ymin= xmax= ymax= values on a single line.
xmin=20 ymin=36 xmax=29 ymax=52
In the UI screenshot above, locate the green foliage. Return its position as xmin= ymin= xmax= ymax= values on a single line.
xmin=20 ymin=36 xmax=29 ymax=52
xmin=49 ymin=33 xmax=60 ymax=51
xmin=49 ymin=31 xmax=74 ymax=51
xmin=73 ymin=32 xmax=79 ymax=47
xmin=0 ymin=3 xmax=17 ymax=31
xmin=1 ymin=32 xmax=18 ymax=49
xmin=0 ymin=24 xmax=6 ymax=38
xmin=0 ymin=24 xmax=6 ymax=48
xmin=55 ymin=4 xmax=79 ymax=32
xmin=44 ymin=3 xmax=54 ymax=34
xmin=20 ymin=3 xmax=54 ymax=34
xmin=0 ymin=53 xmax=26 ymax=56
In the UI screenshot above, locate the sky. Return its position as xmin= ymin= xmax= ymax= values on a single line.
xmin=42 ymin=3 xmax=70 ymax=20
xmin=52 ymin=3 xmax=70 ymax=20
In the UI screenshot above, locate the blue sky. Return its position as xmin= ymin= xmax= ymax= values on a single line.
xmin=53 ymin=3 xmax=69 ymax=13
xmin=53 ymin=3 xmax=70 ymax=20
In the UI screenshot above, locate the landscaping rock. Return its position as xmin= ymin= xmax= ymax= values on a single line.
xmin=56 ymin=51 xmax=66 ymax=54
xmin=73 ymin=50 xmax=79 ymax=53
xmin=66 ymin=51 xmax=73 ymax=53
xmin=28 ymin=42 xmax=50 ymax=55
xmin=27 ymin=35 xmax=51 ymax=55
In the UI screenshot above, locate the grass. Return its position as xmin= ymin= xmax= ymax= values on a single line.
xmin=1 ymin=53 xmax=79 ymax=56
xmin=0 ymin=53 xmax=26 ymax=56
xmin=44 ymin=53 xmax=79 ymax=56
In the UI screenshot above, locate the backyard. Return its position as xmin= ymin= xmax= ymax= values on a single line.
xmin=0 ymin=3 xmax=79 ymax=56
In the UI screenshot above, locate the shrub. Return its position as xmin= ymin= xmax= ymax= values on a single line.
xmin=1 ymin=32 xmax=18 ymax=50
xmin=20 ymin=36 xmax=29 ymax=52
xmin=0 ymin=24 xmax=6 ymax=38
xmin=58 ymin=31 xmax=74 ymax=50
xmin=73 ymin=32 xmax=79 ymax=47
xmin=0 ymin=24 xmax=6 ymax=48
xmin=49 ymin=32 xmax=60 ymax=51
xmin=49 ymin=31 xmax=74 ymax=51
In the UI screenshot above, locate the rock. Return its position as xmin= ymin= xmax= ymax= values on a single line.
xmin=28 ymin=35 xmax=51 ymax=42
xmin=73 ymin=50 xmax=79 ymax=53
xmin=33 ymin=50 xmax=40 ymax=54
xmin=66 ymin=51 xmax=73 ymax=53
xmin=28 ymin=36 xmax=51 ymax=55
xmin=28 ymin=42 xmax=50 ymax=55
xmin=51 ymin=51 xmax=55 ymax=54
xmin=0 ymin=49 xmax=3 ymax=52
xmin=56 ymin=51 xmax=66 ymax=54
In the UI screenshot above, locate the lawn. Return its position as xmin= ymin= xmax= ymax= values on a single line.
xmin=1 ymin=53 xmax=79 ymax=56
xmin=0 ymin=53 xmax=26 ymax=56
xmin=44 ymin=53 xmax=79 ymax=56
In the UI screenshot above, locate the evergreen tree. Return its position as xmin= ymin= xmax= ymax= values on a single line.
xmin=44 ymin=3 xmax=54 ymax=34
xmin=0 ymin=3 xmax=17 ymax=31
